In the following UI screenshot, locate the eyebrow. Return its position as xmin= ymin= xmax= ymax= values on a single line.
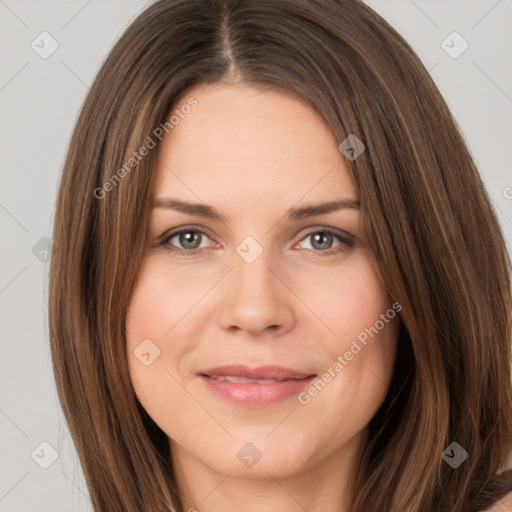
xmin=152 ymin=197 xmax=360 ymax=222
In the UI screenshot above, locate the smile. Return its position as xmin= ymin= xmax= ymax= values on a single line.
xmin=197 ymin=365 xmax=316 ymax=407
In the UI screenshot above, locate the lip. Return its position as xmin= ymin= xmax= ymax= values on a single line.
xmin=197 ymin=365 xmax=316 ymax=407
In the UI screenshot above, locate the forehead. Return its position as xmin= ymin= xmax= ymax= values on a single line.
xmin=153 ymin=83 xmax=358 ymax=209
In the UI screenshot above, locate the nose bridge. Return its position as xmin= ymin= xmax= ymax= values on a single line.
xmin=218 ymin=236 xmax=295 ymax=334
xmin=234 ymin=241 xmax=275 ymax=293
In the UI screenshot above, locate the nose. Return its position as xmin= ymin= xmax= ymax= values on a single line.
xmin=218 ymin=248 xmax=296 ymax=336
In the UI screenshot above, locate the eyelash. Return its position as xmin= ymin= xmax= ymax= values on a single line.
xmin=160 ymin=225 xmax=354 ymax=257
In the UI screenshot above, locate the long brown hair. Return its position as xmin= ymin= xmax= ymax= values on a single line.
xmin=48 ymin=0 xmax=512 ymax=510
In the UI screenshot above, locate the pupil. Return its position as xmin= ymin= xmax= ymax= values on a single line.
xmin=313 ymin=232 xmax=332 ymax=250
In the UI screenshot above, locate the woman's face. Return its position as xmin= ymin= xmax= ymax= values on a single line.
xmin=125 ymin=83 xmax=398 ymax=481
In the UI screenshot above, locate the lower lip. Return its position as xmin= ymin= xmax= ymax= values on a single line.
xmin=199 ymin=375 xmax=316 ymax=407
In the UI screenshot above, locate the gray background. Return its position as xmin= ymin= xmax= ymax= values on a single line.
xmin=1 ymin=1 xmax=511 ymax=510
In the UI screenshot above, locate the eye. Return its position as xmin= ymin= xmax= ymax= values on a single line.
xmin=295 ymin=228 xmax=354 ymax=255
xmin=160 ymin=226 xmax=355 ymax=257
xmin=161 ymin=227 xmax=215 ymax=254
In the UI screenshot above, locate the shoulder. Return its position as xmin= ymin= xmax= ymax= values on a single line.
xmin=483 ymin=490 xmax=512 ymax=511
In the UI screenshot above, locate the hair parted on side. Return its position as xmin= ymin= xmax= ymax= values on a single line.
xmin=48 ymin=0 xmax=512 ymax=511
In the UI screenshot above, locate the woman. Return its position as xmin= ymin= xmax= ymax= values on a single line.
xmin=48 ymin=0 xmax=512 ymax=510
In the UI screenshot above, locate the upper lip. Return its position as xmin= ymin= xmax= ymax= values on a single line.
xmin=198 ymin=365 xmax=315 ymax=381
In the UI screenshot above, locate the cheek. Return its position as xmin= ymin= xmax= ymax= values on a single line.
xmin=125 ymin=254 xmax=212 ymax=367
xmin=302 ymin=254 xmax=394 ymax=347
xmin=298 ymin=256 xmax=399 ymax=425
xmin=125 ymin=258 xmax=186 ymax=401
xmin=125 ymin=256 xmax=220 ymax=418
xmin=126 ymin=258 xmax=197 ymax=340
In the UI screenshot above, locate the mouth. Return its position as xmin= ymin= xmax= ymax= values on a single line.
xmin=206 ymin=375 xmax=292 ymax=384
xmin=197 ymin=365 xmax=316 ymax=407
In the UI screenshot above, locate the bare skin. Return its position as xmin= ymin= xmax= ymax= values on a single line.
xmin=125 ymin=83 xmax=399 ymax=512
